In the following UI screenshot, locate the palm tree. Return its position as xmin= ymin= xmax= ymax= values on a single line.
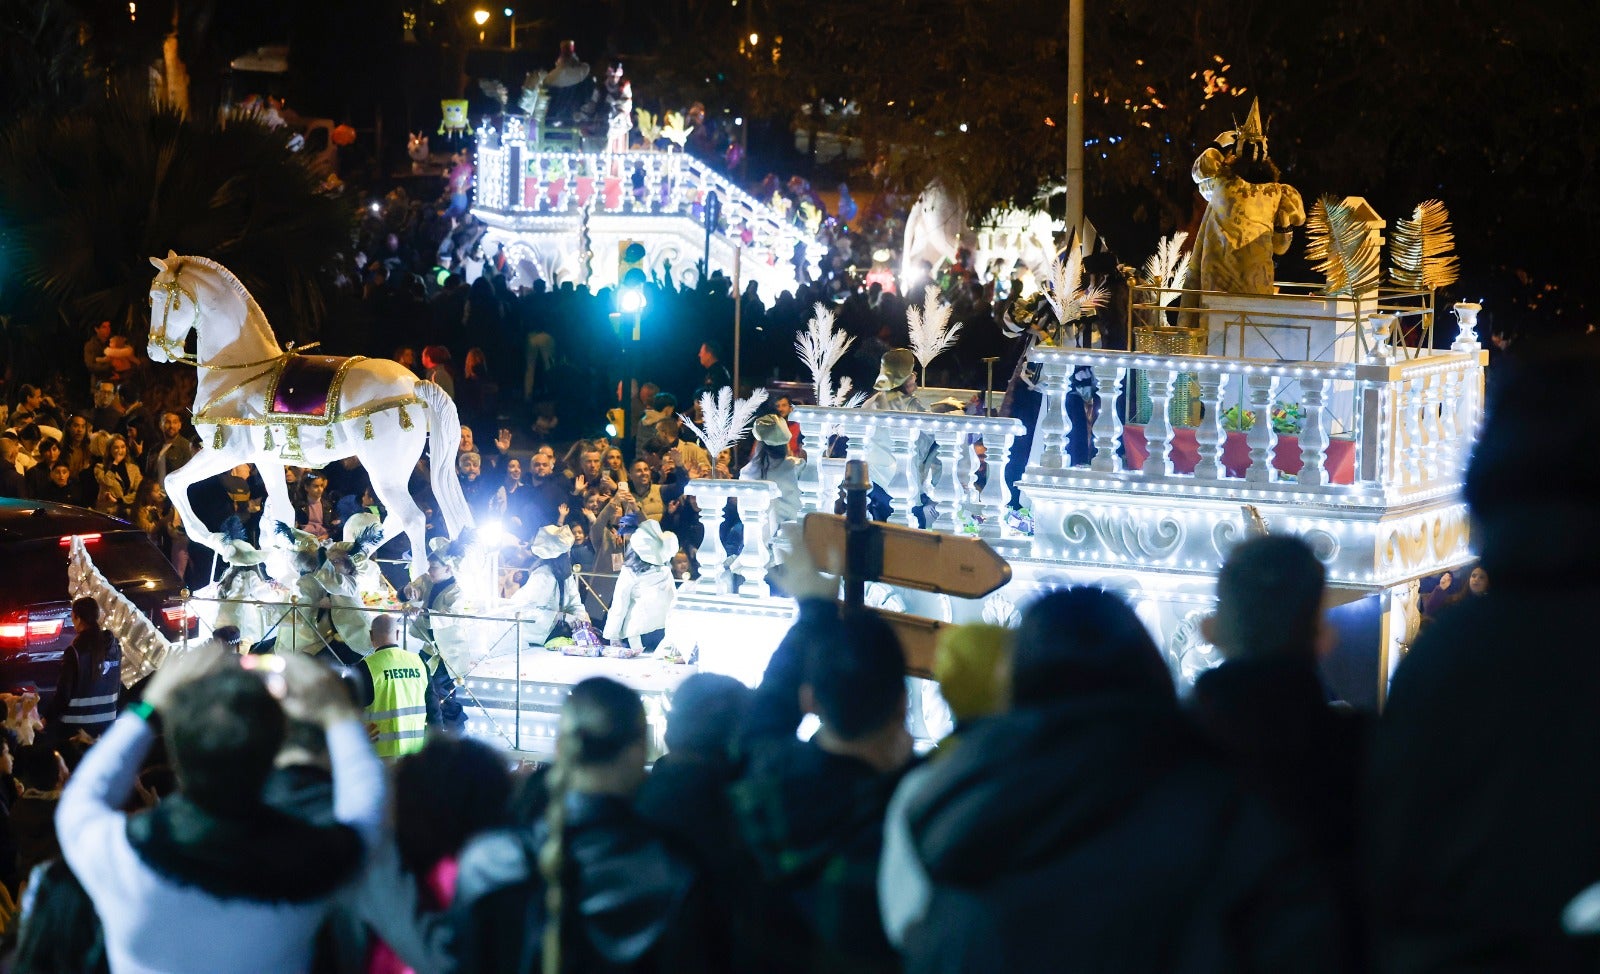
xmin=0 ymin=87 xmax=354 ymax=346
xmin=0 ymin=0 xmax=90 ymax=120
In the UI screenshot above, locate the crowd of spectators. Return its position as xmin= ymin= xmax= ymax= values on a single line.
xmin=0 ymin=343 xmax=1585 ymax=974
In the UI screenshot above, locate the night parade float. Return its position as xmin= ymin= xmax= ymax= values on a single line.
xmin=64 ymin=97 xmax=1485 ymax=755
xmin=467 ymin=44 xmax=821 ymax=300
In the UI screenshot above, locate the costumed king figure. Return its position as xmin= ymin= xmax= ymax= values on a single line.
xmin=603 ymin=519 xmax=677 ymax=656
xmin=506 ymin=525 xmax=590 ymax=646
xmin=1182 ymin=98 xmax=1305 ymax=301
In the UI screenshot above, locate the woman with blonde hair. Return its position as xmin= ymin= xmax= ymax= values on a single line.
xmin=451 ymin=676 xmax=706 ymax=973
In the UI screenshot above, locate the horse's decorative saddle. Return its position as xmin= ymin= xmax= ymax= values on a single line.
xmin=267 ymin=354 xmax=365 ymax=419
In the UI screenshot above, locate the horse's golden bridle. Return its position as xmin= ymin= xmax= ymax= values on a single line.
xmin=149 ymin=265 xmax=200 ymax=365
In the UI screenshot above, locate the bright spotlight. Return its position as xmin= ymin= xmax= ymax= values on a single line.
xmin=618 ymin=288 xmax=646 ymax=315
xmin=472 ymin=8 xmax=491 ymax=25
xmin=368 ymin=201 xmax=382 ymax=214
xmin=475 ymin=519 xmax=511 ymax=548
xmin=605 ymin=422 xmax=618 ymax=437
xmin=872 ymin=248 xmax=893 ymax=263
xmin=748 ymin=32 xmax=759 ymax=45
xmin=502 ymin=6 xmax=514 ymax=15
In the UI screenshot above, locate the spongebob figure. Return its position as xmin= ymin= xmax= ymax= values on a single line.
xmin=439 ymin=99 xmax=473 ymax=139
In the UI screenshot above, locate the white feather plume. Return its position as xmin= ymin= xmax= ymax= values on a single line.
xmin=679 ymin=387 xmax=769 ymax=465
xmin=794 ymin=303 xmax=854 ymax=407
xmin=1041 ymin=249 xmax=1108 ymax=326
xmin=907 ymin=285 xmax=962 ymax=371
xmin=1142 ymin=231 xmax=1191 ymax=306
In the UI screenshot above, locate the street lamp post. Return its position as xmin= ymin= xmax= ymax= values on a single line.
xmin=617 ymin=287 xmax=646 ymax=443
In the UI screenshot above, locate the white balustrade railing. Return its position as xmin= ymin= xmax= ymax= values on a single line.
xmin=682 ymin=479 xmax=781 ymax=597
xmin=790 ymin=406 xmax=1024 ymax=540
xmin=473 ymin=131 xmax=813 ymax=273
xmin=1024 ymin=341 xmax=1485 ymax=503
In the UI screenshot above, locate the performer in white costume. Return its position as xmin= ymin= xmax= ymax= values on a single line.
xmin=740 ymin=414 xmax=804 ymax=528
xmin=603 ymin=520 xmax=677 ymax=655
xmin=863 ymin=348 xmax=940 ymax=525
xmin=506 ymin=524 xmax=590 ymax=646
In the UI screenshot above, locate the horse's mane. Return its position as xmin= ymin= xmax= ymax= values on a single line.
xmin=178 ymin=255 xmax=281 ymax=352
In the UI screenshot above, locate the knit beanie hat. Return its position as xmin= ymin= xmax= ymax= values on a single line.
xmin=933 ymin=623 xmax=1012 ymax=723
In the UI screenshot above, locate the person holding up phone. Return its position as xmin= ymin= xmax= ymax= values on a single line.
xmin=56 ymin=646 xmax=384 ymax=974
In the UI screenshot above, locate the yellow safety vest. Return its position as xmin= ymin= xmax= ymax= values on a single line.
xmin=363 ymin=645 xmax=427 ymax=759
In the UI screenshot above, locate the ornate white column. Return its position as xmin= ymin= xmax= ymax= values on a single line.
xmin=1193 ymin=371 xmax=1227 ymax=482
xmin=731 ymin=481 xmax=781 ymax=598
xmin=1400 ymin=374 xmax=1424 ymax=488
xmin=929 ymin=427 xmax=965 ymax=533
xmin=1297 ymin=375 xmax=1331 ymax=487
xmin=976 ymin=430 xmax=1014 ymax=540
xmin=1032 ymin=358 xmax=1071 ymax=470
xmin=1089 ymin=364 xmax=1125 ymax=473
xmin=884 ymin=419 xmax=921 ymax=529
xmin=1243 ymin=373 xmax=1279 ymax=483
xmin=1141 ymin=368 xmax=1175 ymax=477
xmin=1419 ymin=371 xmax=1442 ymax=486
xmin=685 ymin=481 xmax=733 ymax=594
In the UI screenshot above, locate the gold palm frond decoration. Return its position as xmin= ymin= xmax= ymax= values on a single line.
xmin=1306 ymin=195 xmax=1380 ymax=298
xmin=634 ymin=108 xmax=662 ymax=143
xmin=1389 ymin=200 xmax=1459 ymax=291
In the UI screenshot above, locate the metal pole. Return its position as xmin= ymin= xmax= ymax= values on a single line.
xmin=1065 ymin=0 xmax=1086 ymax=241
xmin=514 ymin=611 xmax=523 ymax=752
xmin=982 ymin=356 xmax=999 ymax=417
xmin=732 ymin=245 xmax=743 ymax=396
xmin=842 ymin=459 xmax=870 ymax=611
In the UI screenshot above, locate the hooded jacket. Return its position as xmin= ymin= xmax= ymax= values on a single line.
xmin=1366 ymin=503 xmax=1600 ymax=973
xmin=898 ymin=695 xmax=1347 ymax=974
xmin=450 ymin=792 xmax=704 ymax=974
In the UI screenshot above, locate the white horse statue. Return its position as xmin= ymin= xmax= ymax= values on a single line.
xmin=146 ymin=252 xmax=473 ymax=578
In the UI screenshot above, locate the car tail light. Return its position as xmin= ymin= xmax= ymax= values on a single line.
xmin=58 ymin=533 xmax=101 ymax=546
xmin=0 ymin=612 xmax=25 ymax=650
xmin=0 ymin=610 xmax=63 ymax=650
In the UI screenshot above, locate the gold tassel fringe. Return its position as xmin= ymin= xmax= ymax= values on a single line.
xmin=363 ymin=418 xmax=374 ymax=440
xmin=397 ymin=406 xmax=413 ymax=430
xmin=212 ymin=426 xmax=224 ymax=449
xmin=263 ymin=427 xmax=274 ymax=450
xmin=325 ymin=427 xmax=335 ymax=449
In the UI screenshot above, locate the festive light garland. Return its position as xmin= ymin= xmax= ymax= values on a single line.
xmin=66 ymin=537 xmax=175 ymax=686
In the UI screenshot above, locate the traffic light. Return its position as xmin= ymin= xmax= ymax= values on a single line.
xmin=618 ymin=240 xmax=647 ymax=289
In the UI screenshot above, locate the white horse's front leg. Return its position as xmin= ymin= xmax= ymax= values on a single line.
xmin=164 ymin=447 xmax=243 ymax=556
xmin=256 ymin=459 xmax=296 ymax=539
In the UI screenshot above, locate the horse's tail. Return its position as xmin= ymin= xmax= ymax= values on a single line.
xmin=415 ymin=380 xmax=475 ymax=536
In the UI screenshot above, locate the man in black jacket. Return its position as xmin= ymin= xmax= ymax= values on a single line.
xmin=1191 ymin=535 xmax=1368 ymax=958
xmin=730 ymin=601 xmax=914 ymax=974
xmin=1367 ymin=343 xmax=1600 ymax=973
xmin=897 ymin=587 xmax=1348 ymax=974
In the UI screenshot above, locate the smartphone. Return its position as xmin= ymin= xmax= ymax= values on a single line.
xmin=239 ymin=654 xmax=288 ymax=700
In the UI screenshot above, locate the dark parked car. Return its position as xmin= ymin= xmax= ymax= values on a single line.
xmin=0 ymin=500 xmax=193 ymax=706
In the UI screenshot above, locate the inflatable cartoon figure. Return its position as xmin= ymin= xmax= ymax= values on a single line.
xmin=439 ymin=99 xmax=473 ymax=139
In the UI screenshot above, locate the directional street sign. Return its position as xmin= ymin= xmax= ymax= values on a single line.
xmin=874 ymin=607 xmax=943 ymax=678
xmin=802 ymin=513 xmax=1012 ymax=599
